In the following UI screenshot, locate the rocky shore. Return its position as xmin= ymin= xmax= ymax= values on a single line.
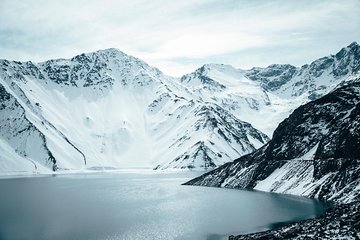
xmin=230 ymin=201 xmax=360 ymax=240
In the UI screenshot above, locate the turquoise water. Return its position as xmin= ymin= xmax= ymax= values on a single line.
xmin=0 ymin=171 xmax=328 ymax=240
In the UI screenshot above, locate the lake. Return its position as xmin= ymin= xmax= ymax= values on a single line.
xmin=0 ymin=171 xmax=328 ymax=240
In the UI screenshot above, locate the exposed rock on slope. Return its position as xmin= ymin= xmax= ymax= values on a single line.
xmin=183 ymin=42 xmax=360 ymax=136
xmin=185 ymin=81 xmax=360 ymax=202
xmin=246 ymin=41 xmax=360 ymax=100
xmin=230 ymin=202 xmax=360 ymax=240
xmin=185 ymin=81 xmax=360 ymax=239
xmin=154 ymin=103 xmax=269 ymax=170
xmin=0 ymin=84 xmax=56 ymax=172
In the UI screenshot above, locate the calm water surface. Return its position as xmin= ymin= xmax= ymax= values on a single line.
xmin=0 ymin=171 xmax=328 ymax=240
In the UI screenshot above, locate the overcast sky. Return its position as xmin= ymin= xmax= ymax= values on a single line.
xmin=0 ymin=0 xmax=359 ymax=76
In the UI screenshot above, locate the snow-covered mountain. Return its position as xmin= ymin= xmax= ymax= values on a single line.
xmin=179 ymin=42 xmax=360 ymax=136
xmin=185 ymin=80 xmax=360 ymax=203
xmin=0 ymin=42 xmax=359 ymax=174
xmin=0 ymin=49 xmax=268 ymax=174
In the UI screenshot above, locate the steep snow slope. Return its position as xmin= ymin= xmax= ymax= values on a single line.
xmin=153 ymin=103 xmax=269 ymax=170
xmin=0 ymin=84 xmax=55 ymax=174
xmin=0 ymin=49 xmax=268 ymax=173
xmin=185 ymin=81 xmax=360 ymax=203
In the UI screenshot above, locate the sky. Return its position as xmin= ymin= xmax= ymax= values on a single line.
xmin=0 ymin=0 xmax=359 ymax=77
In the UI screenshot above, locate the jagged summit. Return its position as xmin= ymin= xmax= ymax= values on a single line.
xmin=70 ymin=48 xmax=158 ymax=72
xmin=43 ymin=48 xmax=130 ymax=62
xmin=245 ymin=42 xmax=360 ymax=100
xmin=343 ymin=41 xmax=359 ymax=52
xmin=16 ymin=47 xmax=165 ymax=90
xmin=94 ymin=47 xmax=127 ymax=55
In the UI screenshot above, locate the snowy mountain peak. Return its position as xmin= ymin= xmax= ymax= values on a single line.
xmin=180 ymin=64 xmax=227 ymax=90
xmin=179 ymin=63 xmax=254 ymax=93
xmin=341 ymin=41 xmax=359 ymax=54
xmin=186 ymin=63 xmax=243 ymax=78
xmin=245 ymin=42 xmax=360 ymax=100
xmin=94 ymin=47 xmax=126 ymax=56
xmin=72 ymin=48 xmax=133 ymax=62
xmin=20 ymin=48 xmax=167 ymax=90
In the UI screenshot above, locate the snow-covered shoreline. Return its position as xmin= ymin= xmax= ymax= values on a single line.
xmin=0 ymin=167 xmax=207 ymax=180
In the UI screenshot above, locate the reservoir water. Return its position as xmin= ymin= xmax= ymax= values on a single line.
xmin=0 ymin=171 xmax=328 ymax=240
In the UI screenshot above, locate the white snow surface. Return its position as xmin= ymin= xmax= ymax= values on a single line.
xmin=0 ymin=138 xmax=50 ymax=175
xmin=253 ymin=159 xmax=360 ymax=204
xmin=254 ymin=160 xmax=317 ymax=196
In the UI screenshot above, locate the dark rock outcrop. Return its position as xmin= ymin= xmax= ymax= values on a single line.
xmin=186 ymin=81 xmax=360 ymax=198
xmin=231 ymin=201 xmax=360 ymax=240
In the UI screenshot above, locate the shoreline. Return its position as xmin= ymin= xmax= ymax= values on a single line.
xmin=0 ymin=168 xmax=207 ymax=180
xmin=182 ymin=184 xmax=335 ymax=239
xmin=230 ymin=201 xmax=359 ymax=239
xmin=1 ymin=170 xmax=355 ymax=239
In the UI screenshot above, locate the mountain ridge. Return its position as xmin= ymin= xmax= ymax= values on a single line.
xmin=0 ymin=42 xmax=359 ymax=174
xmin=185 ymin=80 xmax=360 ymax=203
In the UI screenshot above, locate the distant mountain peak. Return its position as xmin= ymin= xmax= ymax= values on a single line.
xmin=69 ymin=48 xmax=137 ymax=64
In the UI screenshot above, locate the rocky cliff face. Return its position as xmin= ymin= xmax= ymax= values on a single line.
xmin=0 ymin=84 xmax=56 ymax=172
xmin=246 ymin=42 xmax=360 ymax=100
xmin=185 ymin=81 xmax=360 ymax=204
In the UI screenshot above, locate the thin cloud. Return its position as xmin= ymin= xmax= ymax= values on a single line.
xmin=0 ymin=0 xmax=359 ymax=76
